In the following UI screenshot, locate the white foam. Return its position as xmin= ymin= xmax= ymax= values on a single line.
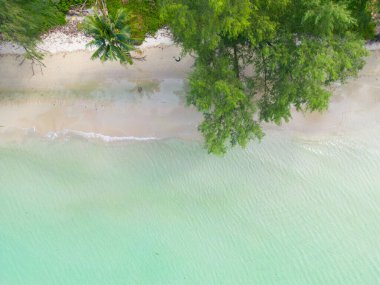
xmin=46 ymin=129 xmax=158 ymax=142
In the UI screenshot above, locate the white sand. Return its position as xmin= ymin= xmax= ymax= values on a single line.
xmin=0 ymin=28 xmax=175 ymax=55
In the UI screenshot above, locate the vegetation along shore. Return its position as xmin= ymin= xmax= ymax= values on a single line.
xmin=1 ymin=0 xmax=379 ymax=154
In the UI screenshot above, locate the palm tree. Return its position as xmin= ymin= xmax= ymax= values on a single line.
xmin=84 ymin=7 xmax=135 ymax=64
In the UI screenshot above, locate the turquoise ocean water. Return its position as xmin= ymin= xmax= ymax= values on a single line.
xmin=0 ymin=132 xmax=379 ymax=284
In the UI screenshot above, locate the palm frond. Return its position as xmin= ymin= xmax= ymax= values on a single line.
xmin=83 ymin=8 xmax=134 ymax=64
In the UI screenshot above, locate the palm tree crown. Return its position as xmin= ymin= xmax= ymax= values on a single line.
xmin=84 ymin=8 xmax=135 ymax=64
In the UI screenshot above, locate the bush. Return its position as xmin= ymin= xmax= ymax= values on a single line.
xmin=52 ymin=0 xmax=95 ymax=13
xmin=106 ymin=0 xmax=163 ymax=42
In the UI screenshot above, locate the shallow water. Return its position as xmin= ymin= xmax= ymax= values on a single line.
xmin=1 ymin=132 xmax=379 ymax=284
xmin=1 ymin=50 xmax=380 ymax=284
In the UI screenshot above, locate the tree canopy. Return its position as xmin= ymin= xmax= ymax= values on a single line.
xmin=162 ymin=0 xmax=371 ymax=154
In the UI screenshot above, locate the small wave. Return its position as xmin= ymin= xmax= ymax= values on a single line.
xmin=46 ymin=129 xmax=158 ymax=142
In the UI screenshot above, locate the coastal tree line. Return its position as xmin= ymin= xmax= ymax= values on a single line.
xmin=0 ymin=0 xmax=379 ymax=154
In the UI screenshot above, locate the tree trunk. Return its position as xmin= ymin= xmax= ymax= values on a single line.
xmin=233 ymin=45 xmax=240 ymax=79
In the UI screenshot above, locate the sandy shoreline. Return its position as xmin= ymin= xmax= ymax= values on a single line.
xmin=0 ymin=29 xmax=380 ymax=145
xmin=0 ymin=44 xmax=201 ymax=143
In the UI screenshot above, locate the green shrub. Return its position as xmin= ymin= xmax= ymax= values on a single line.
xmin=106 ymin=0 xmax=163 ymax=42
xmin=52 ymin=0 xmax=95 ymax=13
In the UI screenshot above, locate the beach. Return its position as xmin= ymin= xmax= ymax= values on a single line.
xmin=0 ymin=35 xmax=380 ymax=144
xmin=0 ymin=31 xmax=202 ymax=143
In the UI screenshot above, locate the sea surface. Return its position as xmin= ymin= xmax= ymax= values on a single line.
xmin=1 ymin=50 xmax=380 ymax=284
xmin=1 ymin=131 xmax=379 ymax=284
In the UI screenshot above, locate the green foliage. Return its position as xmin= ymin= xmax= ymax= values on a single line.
xmin=0 ymin=0 xmax=163 ymax=58
xmin=163 ymin=0 xmax=369 ymax=154
xmin=125 ymin=0 xmax=163 ymax=41
xmin=106 ymin=0 xmax=163 ymax=41
xmin=105 ymin=0 xmax=123 ymax=14
xmin=52 ymin=0 xmax=94 ymax=13
xmin=0 ymin=0 xmax=66 ymax=58
xmin=83 ymin=8 xmax=135 ymax=64
xmin=343 ymin=0 xmax=377 ymax=39
xmin=189 ymin=57 xmax=263 ymax=155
